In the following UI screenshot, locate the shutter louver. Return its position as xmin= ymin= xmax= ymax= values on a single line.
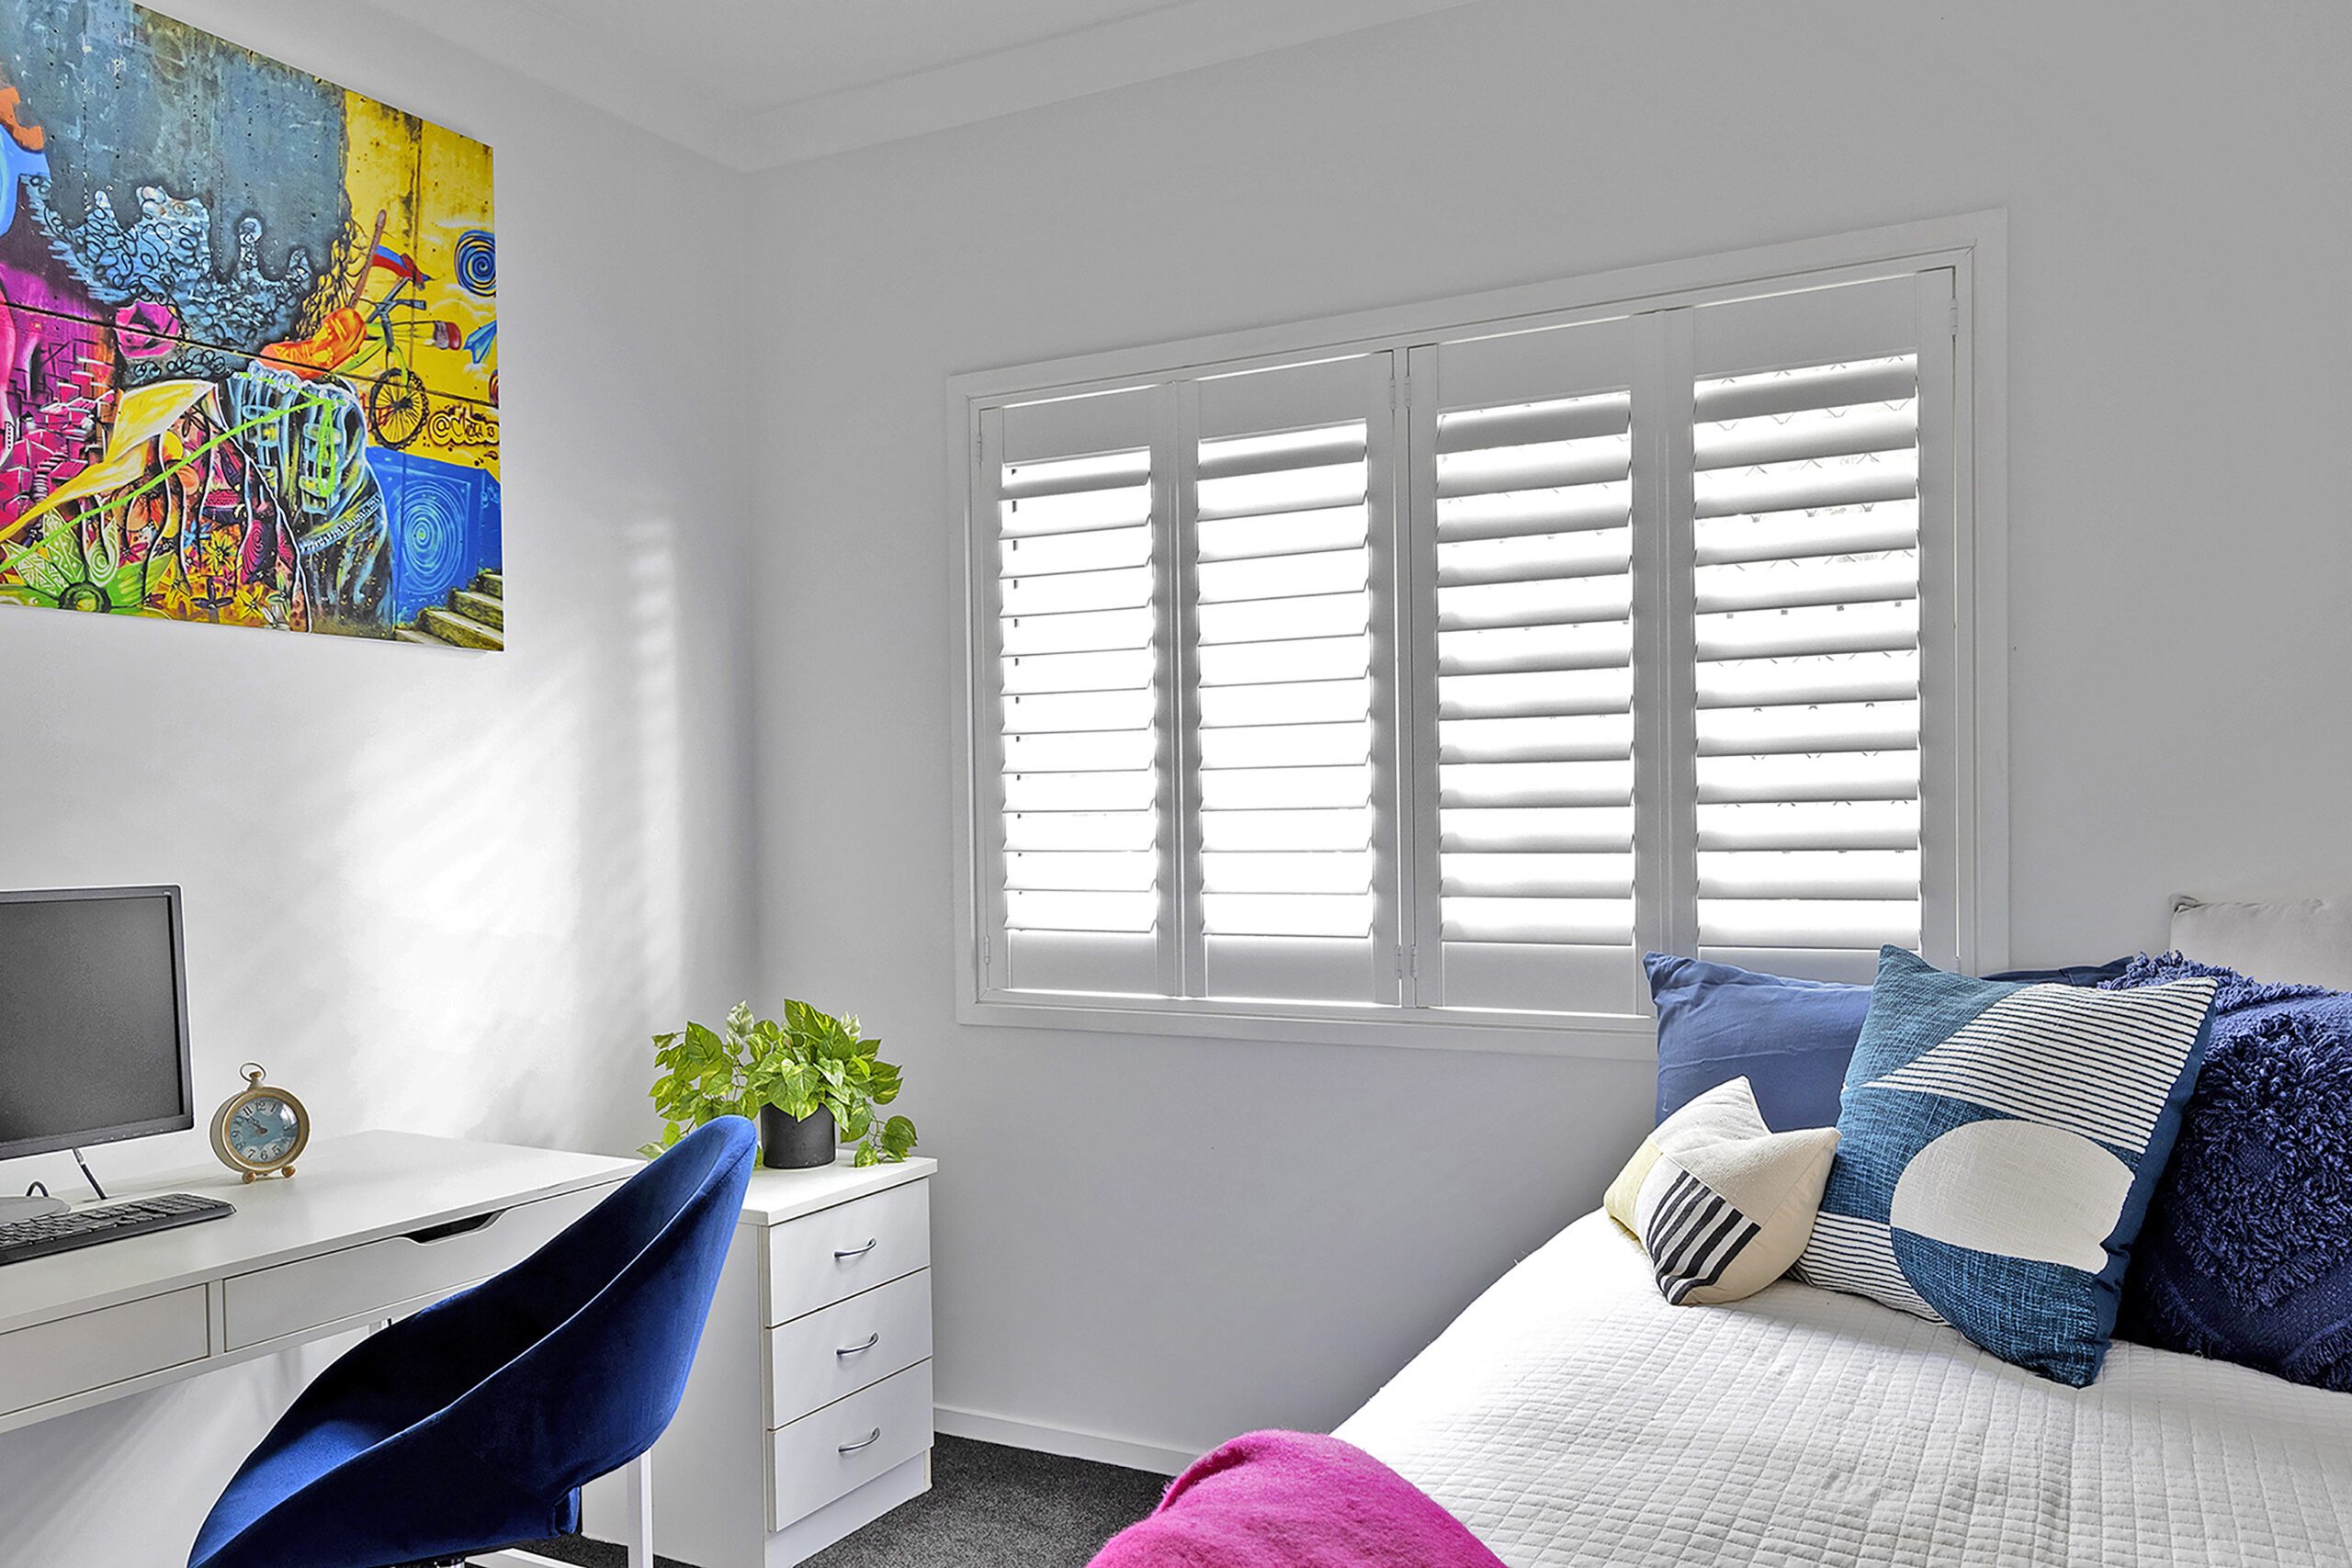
xmin=1690 ymin=352 xmax=1924 ymax=983
xmin=1417 ymin=319 xmax=1644 ymax=1013
xmin=991 ymin=391 xmax=1164 ymax=995
xmin=1191 ymin=355 xmax=1394 ymax=1003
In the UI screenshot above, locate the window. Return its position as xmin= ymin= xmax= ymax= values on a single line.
xmin=954 ymin=222 xmax=2002 ymax=1052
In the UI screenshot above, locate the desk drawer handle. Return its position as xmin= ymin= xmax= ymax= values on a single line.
xmin=836 ymin=1332 xmax=880 ymax=1359
xmin=838 ymin=1427 xmax=882 ymax=1454
xmin=834 ymin=1238 xmax=878 ymax=1261
xmin=404 ymin=1212 xmax=500 ymax=1245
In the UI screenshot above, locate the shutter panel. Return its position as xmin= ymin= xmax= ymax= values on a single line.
xmin=1190 ymin=355 xmax=1397 ymax=1003
xmin=989 ymin=388 xmax=1165 ymax=995
xmin=1415 ymin=319 xmax=1646 ymax=1013
xmin=1687 ymin=277 xmax=1935 ymax=983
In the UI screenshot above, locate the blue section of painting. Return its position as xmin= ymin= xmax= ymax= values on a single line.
xmin=373 ymin=449 xmax=503 ymax=624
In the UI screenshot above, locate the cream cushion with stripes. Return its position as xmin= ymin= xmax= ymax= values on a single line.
xmin=1607 ymin=1076 xmax=1839 ymax=1306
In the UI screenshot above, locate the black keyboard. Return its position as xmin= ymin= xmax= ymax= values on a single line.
xmin=0 ymin=1192 xmax=236 ymax=1265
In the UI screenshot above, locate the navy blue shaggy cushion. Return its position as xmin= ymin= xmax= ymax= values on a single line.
xmin=2105 ymin=953 xmax=2352 ymax=1391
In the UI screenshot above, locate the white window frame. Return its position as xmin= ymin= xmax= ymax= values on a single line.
xmin=947 ymin=213 xmax=2008 ymax=1056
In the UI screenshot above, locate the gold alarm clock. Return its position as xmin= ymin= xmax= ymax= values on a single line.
xmin=210 ymin=1063 xmax=311 ymax=1181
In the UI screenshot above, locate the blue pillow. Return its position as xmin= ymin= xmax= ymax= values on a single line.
xmin=1794 ymin=948 xmax=2218 ymax=1386
xmin=1647 ymin=953 xmax=2132 ymax=1133
xmin=2106 ymin=954 xmax=2352 ymax=1393
xmin=1647 ymin=954 xmax=1867 ymax=1132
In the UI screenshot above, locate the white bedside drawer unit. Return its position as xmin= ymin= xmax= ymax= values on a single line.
xmin=766 ymin=1268 xmax=933 ymax=1428
xmin=221 ymin=1182 xmax=606 ymax=1349
xmin=767 ymin=1359 xmax=933 ymax=1532
xmin=594 ymin=1156 xmax=936 ymax=1568
xmin=763 ymin=1179 xmax=929 ymax=1325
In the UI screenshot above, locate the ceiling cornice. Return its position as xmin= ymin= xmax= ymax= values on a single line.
xmin=356 ymin=0 xmax=1488 ymax=173
xmin=737 ymin=0 xmax=1489 ymax=168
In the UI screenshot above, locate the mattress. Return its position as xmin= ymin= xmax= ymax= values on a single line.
xmin=1337 ymin=1213 xmax=2352 ymax=1567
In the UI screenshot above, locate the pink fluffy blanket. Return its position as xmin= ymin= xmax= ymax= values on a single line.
xmin=1088 ymin=1430 xmax=1508 ymax=1568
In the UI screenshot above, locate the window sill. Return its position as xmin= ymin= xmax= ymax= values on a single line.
xmin=956 ymin=991 xmax=1658 ymax=1059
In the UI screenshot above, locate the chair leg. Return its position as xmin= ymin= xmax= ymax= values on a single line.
xmin=437 ymin=1455 xmax=655 ymax=1568
xmin=618 ymin=1450 xmax=654 ymax=1568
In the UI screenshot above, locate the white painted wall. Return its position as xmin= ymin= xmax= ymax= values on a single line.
xmin=746 ymin=0 xmax=2352 ymax=1464
xmin=0 ymin=3 xmax=757 ymax=1561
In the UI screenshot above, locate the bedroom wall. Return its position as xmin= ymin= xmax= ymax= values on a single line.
xmin=0 ymin=2 xmax=758 ymax=1560
xmin=745 ymin=0 xmax=2352 ymax=1464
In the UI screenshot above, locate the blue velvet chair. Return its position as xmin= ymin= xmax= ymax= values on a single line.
xmin=188 ymin=1116 xmax=757 ymax=1568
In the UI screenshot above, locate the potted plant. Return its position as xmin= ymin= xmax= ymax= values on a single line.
xmin=641 ymin=1000 xmax=917 ymax=1170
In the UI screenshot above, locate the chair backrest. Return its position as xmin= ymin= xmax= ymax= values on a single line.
xmin=427 ymin=1115 xmax=758 ymax=1490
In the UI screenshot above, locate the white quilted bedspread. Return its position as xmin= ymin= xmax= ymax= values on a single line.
xmin=1337 ymin=1213 xmax=2352 ymax=1567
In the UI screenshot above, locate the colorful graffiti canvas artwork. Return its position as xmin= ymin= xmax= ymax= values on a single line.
xmin=0 ymin=1 xmax=502 ymax=648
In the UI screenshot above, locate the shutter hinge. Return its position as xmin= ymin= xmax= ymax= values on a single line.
xmin=1948 ymin=299 xmax=1961 ymax=335
xmin=980 ymin=933 xmax=993 ymax=965
xmin=974 ymin=426 xmax=985 ymax=462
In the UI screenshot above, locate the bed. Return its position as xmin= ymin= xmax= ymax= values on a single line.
xmin=1336 ymin=1212 xmax=2352 ymax=1567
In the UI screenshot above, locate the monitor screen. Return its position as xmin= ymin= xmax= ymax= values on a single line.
xmin=0 ymin=888 xmax=194 ymax=1158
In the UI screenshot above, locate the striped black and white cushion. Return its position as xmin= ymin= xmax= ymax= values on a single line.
xmin=1642 ymin=1169 xmax=1764 ymax=1304
xmin=1619 ymin=1076 xmax=1840 ymax=1307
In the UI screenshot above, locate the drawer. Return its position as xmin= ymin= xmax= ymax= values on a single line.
xmin=222 ymin=1181 xmax=609 ymax=1349
xmin=764 ymin=1179 xmax=929 ymax=1325
xmin=767 ymin=1268 xmax=932 ymax=1427
xmin=768 ymin=1358 xmax=932 ymax=1531
xmin=0 ymin=1286 xmax=209 ymax=1417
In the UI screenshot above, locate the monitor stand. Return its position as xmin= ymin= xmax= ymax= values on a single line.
xmin=0 ymin=1148 xmax=108 ymax=1222
xmin=71 ymin=1145 xmax=108 ymax=1201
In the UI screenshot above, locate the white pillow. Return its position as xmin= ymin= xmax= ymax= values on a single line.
xmin=1605 ymin=1077 xmax=1838 ymax=1306
xmin=2171 ymin=895 xmax=2352 ymax=990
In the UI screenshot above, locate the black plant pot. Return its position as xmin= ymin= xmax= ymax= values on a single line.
xmin=759 ymin=1104 xmax=837 ymax=1170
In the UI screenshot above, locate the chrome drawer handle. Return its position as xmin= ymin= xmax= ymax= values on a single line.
xmin=837 ymin=1332 xmax=880 ymax=1358
xmin=834 ymin=1237 xmax=878 ymax=1260
xmin=838 ymin=1427 xmax=882 ymax=1454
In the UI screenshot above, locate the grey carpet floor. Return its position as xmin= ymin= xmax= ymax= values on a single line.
xmin=510 ymin=1435 xmax=1168 ymax=1568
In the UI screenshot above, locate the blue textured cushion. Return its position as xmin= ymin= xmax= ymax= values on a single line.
xmin=1793 ymin=948 xmax=2218 ymax=1386
xmin=2106 ymin=954 xmax=2352 ymax=1392
xmin=1647 ymin=953 xmax=2132 ymax=1133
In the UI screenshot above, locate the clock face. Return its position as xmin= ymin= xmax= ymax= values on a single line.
xmin=228 ymin=1096 xmax=302 ymax=1166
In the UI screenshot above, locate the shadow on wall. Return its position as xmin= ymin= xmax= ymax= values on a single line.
xmin=331 ymin=511 xmax=693 ymax=1155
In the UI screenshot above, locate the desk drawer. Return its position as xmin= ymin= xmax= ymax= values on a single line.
xmin=767 ymin=1268 xmax=931 ymax=1428
xmin=0 ymin=1286 xmax=210 ymax=1417
xmin=222 ymin=1182 xmax=608 ymax=1349
xmin=764 ymin=1179 xmax=929 ymax=1325
xmin=768 ymin=1359 xmax=932 ymax=1531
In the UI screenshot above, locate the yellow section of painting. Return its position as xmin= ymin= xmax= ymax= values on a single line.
xmin=411 ymin=121 xmax=498 ymax=477
xmin=338 ymin=89 xmax=423 ymax=319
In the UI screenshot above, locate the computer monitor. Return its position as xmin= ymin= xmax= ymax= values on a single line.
xmin=0 ymin=886 xmax=196 ymax=1161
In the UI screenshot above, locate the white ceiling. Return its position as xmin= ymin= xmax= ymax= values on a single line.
xmin=356 ymin=0 xmax=1487 ymax=170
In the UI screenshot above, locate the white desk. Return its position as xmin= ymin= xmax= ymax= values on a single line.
xmin=0 ymin=1131 xmax=634 ymax=1438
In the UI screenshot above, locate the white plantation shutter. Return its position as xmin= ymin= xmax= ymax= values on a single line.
xmin=1688 ymin=274 xmax=1952 ymax=982
xmin=961 ymin=251 xmax=1978 ymax=1037
xmin=1191 ymin=355 xmax=1399 ymax=1004
xmin=986 ymin=387 xmax=1166 ymax=996
xmin=1406 ymin=318 xmax=1645 ymax=1014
